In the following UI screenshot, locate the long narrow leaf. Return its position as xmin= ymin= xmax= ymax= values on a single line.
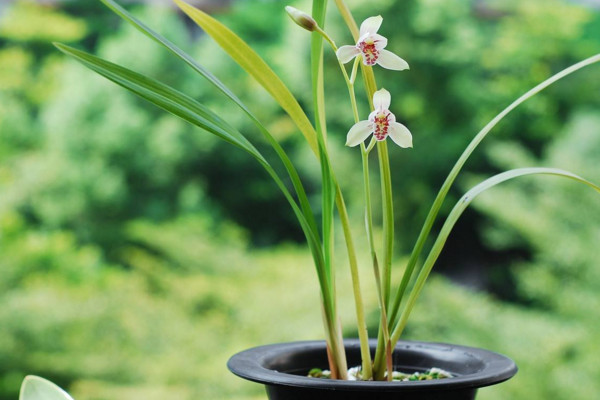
xmin=310 ymin=0 xmax=348 ymax=378
xmin=309 ymin=0 xmax=337 ymax=326
xmin=99 ymin=0 xmax=240 ymax=112
xmin=54 ymin=43 xmax=261 ymax=159
xmin=389 ymin=53 xmax=600 ymax=327
xmin=54 ymin=43 xmax=336 ymax=310
xmin=390 ymin=167 xmax=600 ymax=344
xmin=174 ymin=0 xmax=319 ymax=155
xmin=98 ymin=0 xmax=320 ymax=241
xmin=311 ymin=0 xmax=334 ymax=293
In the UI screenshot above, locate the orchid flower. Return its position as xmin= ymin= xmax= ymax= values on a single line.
xmin=336 ymin=16 xmax=409 ymax=70
xmin=346 ymin=88 xmax=412 ymax=148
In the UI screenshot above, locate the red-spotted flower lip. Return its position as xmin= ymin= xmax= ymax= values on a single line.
xmin=346 ymin=89 xmax=413 ymax=148
xmin=336 ymin=16 xmax=409 ymax=71
xmin=370 ymin=110 xmax=394 ymax=141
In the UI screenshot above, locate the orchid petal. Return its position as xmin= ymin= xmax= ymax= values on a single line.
xmin=371 ymin=34 xmax=388 ymax=50
xmin=346 ymin=120 xmax=373 ymax=147
xmin=336 ymin=45 xmax=360 ymax=64
xmin=373 ymin=88 xmax=391 ymax=111
xmin=388 ymin=122 xmax=413 ymax=148
xmin=357 ymin=32 xmax=370 ymax=44
xmin=359 ymin=15 xmax=383 ymax=36
xmin=376 ymin=49 xmax=410 ymax=71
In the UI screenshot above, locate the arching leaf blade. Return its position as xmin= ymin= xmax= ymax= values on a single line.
xmin=20 ymin=376 xmax=74 ymax=400
xmin=391 ymin=167 xmax=600 ymax=344
xmin=389 ymin=53 xmax=600 ymax=326
xmin=53 ymin=42 xmax=333 ymax=321
xmin=98 ymin=0 xmax=244 ymax=114
xmin=97 ymin=0 xmax=319 ymax=237
xmin=173 ymin=0 xmax=319 ymax=156
xmin=54 ymin=43 xmax=263 ymax=160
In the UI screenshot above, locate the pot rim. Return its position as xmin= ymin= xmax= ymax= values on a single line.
xmin=228 ymin=339 xmax=518 ymax=392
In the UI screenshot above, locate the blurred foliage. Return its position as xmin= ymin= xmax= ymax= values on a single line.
xmin=0 ymin=0 xmax=599 ymax=399
xmin=470 ymin=111 xmax=600 ymax=309
xmin=0 ymin=1 xmax=87 ymax=43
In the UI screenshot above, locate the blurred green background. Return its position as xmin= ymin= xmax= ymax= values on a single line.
xmin=0 ymin=0 xmax=599 ymax=399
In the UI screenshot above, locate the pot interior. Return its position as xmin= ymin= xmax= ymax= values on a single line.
xmin=263 ymin=341 xmax=486 ymax=377
xmin=228 ymin=340 xmax=517 ymax=392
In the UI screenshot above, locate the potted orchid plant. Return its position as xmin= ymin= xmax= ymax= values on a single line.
xmin=52 ymin=0 xmax=600 ymax=398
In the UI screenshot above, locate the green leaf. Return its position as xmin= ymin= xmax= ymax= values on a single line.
xmin=20 ymin=376 xmax=74 ymax=400
xmin=309 ymin=0 xmax=348 ymax=377
xmin=53 ymin=42 xmax=334 ymax=329
xmin=173 ymin=0 xmax=319 ymax=155
xmin=98 ymin=0 xmax=243 ymax=117
xmin=53 ymin=41 xmax=333 ymax=286
xmin=53 ymin=43 xmax=263 ymax=161
xmin=390 ymin=167 xmax=600 ymax=344
xmin=310 ymin=0 xmax=334 ymax=296
xmin=389 ymin=53 xmax=600 ymax=328
xmin=97 ymin=0 xmax=319 ymax=245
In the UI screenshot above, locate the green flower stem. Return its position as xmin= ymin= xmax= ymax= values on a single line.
xmin=339 ymin=83 xmax=373 ymax=380
xmin=359 ymin=144 xmax=379 ymax=315
xmin=370 ymin=139 xmax=394 ymax=381
xmin=360 ymin=145 xmax=376 ymax=264
xmin=328 ymin=1 xmax=396 ymax=379
xmin=377 ymin=140 xmax=394 ymax=310
xmin=365 ymin=137 xmax=376 ymax=153
xmin=361 ymin=143 xmax=393 ymax=381
xmin=340 ymin=79 xmax=374 ymax=380
xmin=339 ymin=52 xmax=394 ymax=382
xmin=334 ymin=185 xmax=373 ymax=379
xmin=314 ymin=15 xmax=373 ymax=379
xmin=329 ymin=5 xmax=394 ymax=378
xmin=350 ymin=56 xmax=360 ymax=84
xmin=349 ymin=86 xmax=360 ymax=122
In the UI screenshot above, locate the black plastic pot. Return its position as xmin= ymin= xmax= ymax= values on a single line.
xmin=228 ymin=340 xmax=517 ymax=400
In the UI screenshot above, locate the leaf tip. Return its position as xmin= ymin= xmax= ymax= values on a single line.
xmin=20 ymin=376 xmax=75 ymax=400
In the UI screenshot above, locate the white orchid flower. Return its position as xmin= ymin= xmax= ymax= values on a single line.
xmin=336 ymin=16 xmax=409 ymax=70
xmin=346 ymin=88 xmax=412 ymax=148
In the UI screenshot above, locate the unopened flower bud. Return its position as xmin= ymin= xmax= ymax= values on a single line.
xmin=285 ymin=6 xmax=318 ymax=32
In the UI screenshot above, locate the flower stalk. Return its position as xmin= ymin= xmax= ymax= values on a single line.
xmin=310 ymin=0 xmax=374 ymax=379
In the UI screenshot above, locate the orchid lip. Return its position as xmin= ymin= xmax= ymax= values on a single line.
xmin=371 ymin=111 xmax=393 ymax=141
